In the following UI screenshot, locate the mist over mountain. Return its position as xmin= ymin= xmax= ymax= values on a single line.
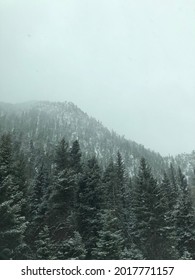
xmin=0 ymin=101 xmax=165 ymax=174
xmin=0 ymin=100 xmax=194 ymax=180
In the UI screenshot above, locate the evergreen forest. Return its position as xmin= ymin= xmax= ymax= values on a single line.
xmin=0 ymin=101 xmax=195 ymax=259
xmin=0 ymin=133 xmax=195 ymax=260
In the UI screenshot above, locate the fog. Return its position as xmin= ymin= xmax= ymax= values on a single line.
xmin=0 ymin=0 xmax=195 ymax=156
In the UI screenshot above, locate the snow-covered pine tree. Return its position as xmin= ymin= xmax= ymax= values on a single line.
xmin=70 ymin=140 xmax=82 ymax=173
xmin=35 ymin=225 xmax=54 ymax=259
xmin=47 ymin=138 xmax=79 ymax=248
xmin=176 ymin=168 xmax=195 ymax=259
xmin=168 ymin=163 xmax=179 ymax=211
xmin=91 ymin=209 xmax=124 ymax=259
xmin=55 ymin=231 xmax=86 ymax=260
xmin=0 ymin=133 xmax=26 ymax=259
xmin=102 ymin=153 xmax=131 ymax=244
xmin=115 ymin=152 xmax=131 ymax=240
xmin=54 ymin=138 xmax=70 ymax=171
xmin=48 ymin=168 xmax=78 ymax=240
xmin=25 ymin=162 xmax=49 ymax=256
xmin=0 ymin=133 xmax=12 ymax=183
xmin=132 ymin=158 xmax=178 ymax=259
xmin=77 ymin=156 xmax=103 ymax=259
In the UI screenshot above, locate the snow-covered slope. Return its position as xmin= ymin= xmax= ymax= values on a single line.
xmin=0 ymin=101 xmax=193 ymax=178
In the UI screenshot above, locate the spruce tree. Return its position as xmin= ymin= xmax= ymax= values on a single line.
xmin=91 ymin=209 xmax=124 ymax=259
xmin=132 ymin=158 xmax=178 ymax=259
xmin=0 ymin=133 xmax=12 ymax=184
xmin=47 ymin=138 xmax=78 ymax=246
xmin=70 ymin=140 xmax=82 ymax=173
xmin=176 ymin=168 xmax=195 ymax=259
xmin=54 ymin=138 xmax=70 ymax=171
xmin=47 ymin=168 xmax=78 ymax=246
xmin=25 ymin=163 xmax=49 ymax=254
xmin=77 ymin=157 xmax=103 ymax=259
xmin=0 ymin=199 xmax=25 ymax=259
xmin=35 ymin=225 xmax=54 ymax=259
xmin=168 ymin=163 xmax=179 ymax=211
xmin=115 ymin=152 xmax=130 ymax=239
xmin=55 ymin=231 xmax=86 ymax=260
xmin=0 ymin=134 xmax=26 ymax=259
xmin=102 ymin=160 xmax=116 ymax=209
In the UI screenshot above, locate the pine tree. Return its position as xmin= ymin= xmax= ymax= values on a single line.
xmin=28 ymin=163 xmax=48 ymax=219
xmin=161 ymin=172 xmax=173 ymax=210
xmin=35 ymin=226 xmax=54 ymax=259
xmin=0 ymin=134 xmax=26 ymax=259
xmin=176 ymin=168 xmax=195 ymax=259
xmin=0 ymin=199 xmax=24 ymax=259
xmin=132 ymin=158 xmax=178 ymax=259
xmin=168 ymin=163 xmax=179 ymax=211
xmin=54 ymin=138 xmax=69 ymax=171
xmin=25 ymin=163 xmax=49 ymax=254
xmin=47 ymin=168 xmax=78 ymax=243
xmin=77 ymin=157 xmax=103 ymax=259
xmin=102 ymin=160 xmax=116 ymax=209
xmin=115 ymin=152 xmax=126 ymax=209
xmin=0 ymin=133 xmax=12 ymax=184
xmin=91 ymin=209 xmax=124 ymax=259
xmin=115 ymin=152 xmax=130 ymax=239
xmin=12 ymin=150 xmax=27 ymax=216
xmin=47 ymin=138 xmax=79 ymax=244
xmin=70 ymin=140 xmax=82 ymax=173
xmin=102 ymin=154 xmax=131 ymax=240
xmin=55 ymin=231 xmax=86 ymax=260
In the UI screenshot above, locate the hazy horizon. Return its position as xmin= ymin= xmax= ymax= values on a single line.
xmin=1 ymin=0 xmax=195 ymax=156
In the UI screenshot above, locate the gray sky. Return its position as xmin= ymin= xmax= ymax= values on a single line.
xmin=0 ymin=0 xmax=195 ymax=156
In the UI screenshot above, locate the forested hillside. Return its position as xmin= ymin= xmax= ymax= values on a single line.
xmin=0 ymin=101 xmax=195 ymax=259
xmin=0 ymin=101 xmax=167 ymax=177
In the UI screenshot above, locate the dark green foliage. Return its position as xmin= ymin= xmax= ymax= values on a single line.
xmin=115 ymin=152 xmax=127 ymax=212
xmin=0 ymin=200 xmax=24 ymax=259
xmin=77 ymin=157 xmax=103 ymax=259
xmin=0 ymin=134 xmax=26 ymax=259
xmin=91 ymin=209 xmax=124 ymax=259
xmin=47 ymin=168 xmax=78 ymax=240
xmin=176 ymin=168 xmax=195 ymax=259
xmin=168 ymin=163 xmax=179 ymax=211
xmin=102 ymin=160 xmax=116 ymax=209
xmin=25 ymin=163 xmax=49 ymax=252
xmin=0 ymin=133 xmax=12 ymax=183
xmin=132 ymin=158 xmax=178 ymax=259
xmin=35 ymin=226 xmax=54 ymax=260
xmin=55 ymin=138 xmax=70 ymax=171
xmin=47 ymin=140 xmax=78 ymax=243
xmin=115 ymin=152 xmax=131 ymax=239
xmin=70 ymin=140 xmax=82 ymax=173
xmin=102 ymin=153 xmax=131 ymax=243
xmin=0 ymin=129 xmax=195 ymax=260
xmin=55 ymin=231 xmax=86 ymax=260
xmin=28 ymin=164 xmax=46 ymax=218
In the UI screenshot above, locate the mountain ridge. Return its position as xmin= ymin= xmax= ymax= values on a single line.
xmin=0 ymin=100 xmax=194 ymax=179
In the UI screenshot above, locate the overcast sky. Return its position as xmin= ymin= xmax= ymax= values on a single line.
xmin=0 ymin=0 xmax=195 ymax=156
